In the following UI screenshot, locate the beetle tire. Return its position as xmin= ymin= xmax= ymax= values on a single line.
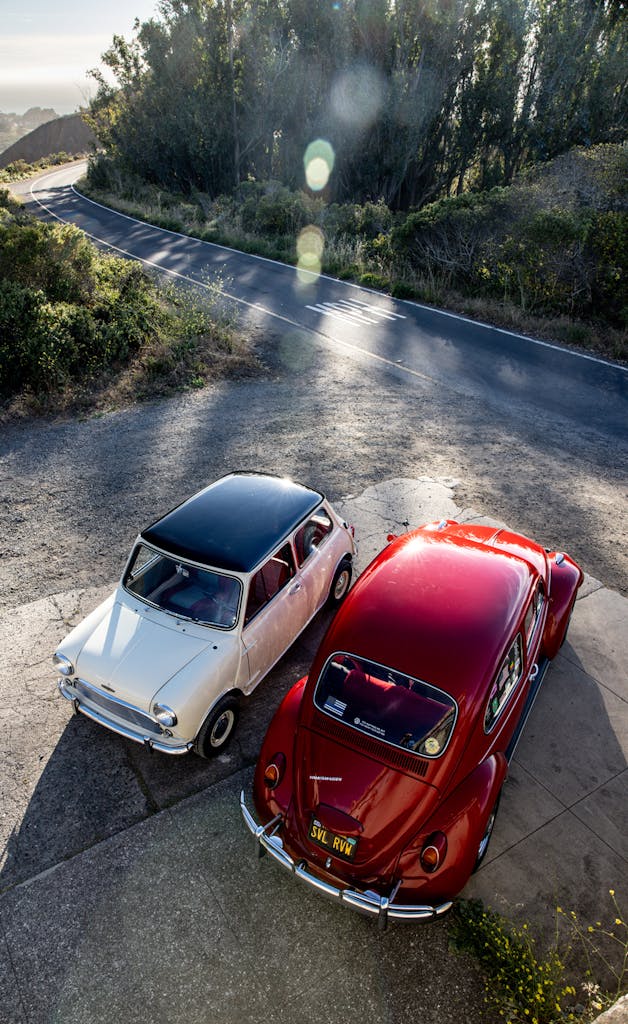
xmin=327 ymin=559 xmax=352 ymax=607
xmin=560 ymin=600 xmax=576 ymax=649
xmin=194 ymin=696 xmax=240 ymax=759
xmin=473 ymin=792 xmax=501 ymax=872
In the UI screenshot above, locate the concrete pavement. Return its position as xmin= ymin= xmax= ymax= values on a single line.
xmin=0 ymin=478 xmax=626 ymax=1023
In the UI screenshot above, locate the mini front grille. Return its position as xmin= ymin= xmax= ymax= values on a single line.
xmin=312 ymin=711 xmax=429 ymax=777
xmin=74 ymin=679 xmax=162 ymax=737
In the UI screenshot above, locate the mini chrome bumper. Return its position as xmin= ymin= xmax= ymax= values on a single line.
xmin=58 ymin=678 xmax=193 ymax=755
xmin=240 ymin=791 xmax=452 ymax=928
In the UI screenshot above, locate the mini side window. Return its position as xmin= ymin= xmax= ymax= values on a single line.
xmin=485 ymin=635 xmax=523 ymax=732
xmin=294 ymin=508 xmax=333 ymax=566
xmin=245 ymin=543 xmax=296 ymax=623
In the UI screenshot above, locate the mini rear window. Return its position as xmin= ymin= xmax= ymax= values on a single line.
xmin=313 ymin=652 xmax=457 ymax=758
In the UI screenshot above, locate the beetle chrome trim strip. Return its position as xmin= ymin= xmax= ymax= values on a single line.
xmin=58 ymin=679 xmax=193 ymax=755
xmin=505 ymin=656 xmax=550 ymax=762
xmin=240 ymin=791 xmax=452 ymax=925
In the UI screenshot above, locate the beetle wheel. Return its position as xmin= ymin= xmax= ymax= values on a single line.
xmin=560 ymin=600 xmax=576 ymax=649
xmin=194 ymin=696 xmax=240 ymax=759
xmin=473 ymin=792 xmax=501 ymax=872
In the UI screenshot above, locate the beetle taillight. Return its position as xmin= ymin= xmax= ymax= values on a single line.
xmin=420 ymin=832 xmax=447 ymax=873
xmin=263 ymin=753 xmax=286 ymax=789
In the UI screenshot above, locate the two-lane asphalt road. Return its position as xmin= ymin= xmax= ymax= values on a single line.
xmin=16 ymin=162 xmax=628 ymax=443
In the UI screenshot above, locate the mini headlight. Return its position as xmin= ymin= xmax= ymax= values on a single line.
xmin=420 ymin=831 xmax=448 ymax=873
xmin=152 ymin=703 xmax=178 ymax=728
xmin=263 ymin=752 xmax=286 ymax=789
xmin=53 ymin=653 xmax=74 ymax=677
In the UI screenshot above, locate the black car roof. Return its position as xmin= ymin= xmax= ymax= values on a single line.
xmin=141 ymin=472 xmax=324 ymax=573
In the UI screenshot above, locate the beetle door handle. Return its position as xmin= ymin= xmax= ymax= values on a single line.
xmin=289 ymin=581 xmax=302 ymax=594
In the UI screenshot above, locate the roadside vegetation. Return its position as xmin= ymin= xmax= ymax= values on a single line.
xmin=0 ymin=153 xmax=86 ymax=184
xmin=0 ymin=189 xmax=257 ymax=419
xmin=451 ymin=890 xmax=627 ymax=1024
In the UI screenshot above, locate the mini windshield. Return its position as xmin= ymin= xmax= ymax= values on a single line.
xmin=123 ymin=544 xmax=241 ymax=629
xmin=314 ymin=653 xmax=457 ymax=758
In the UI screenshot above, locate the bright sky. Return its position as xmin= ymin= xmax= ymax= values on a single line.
xmin=0 ymin=1 xmax=159 ymax=115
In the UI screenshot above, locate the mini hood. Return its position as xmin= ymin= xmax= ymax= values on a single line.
xmin=75 ymin=598 xmax=211 ymax=711
xmin=293 ymin=726 xmax=440 ymax=876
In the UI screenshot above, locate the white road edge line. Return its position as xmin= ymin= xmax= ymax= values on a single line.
xmin=29 ymin=164 xmax=628 ymax=375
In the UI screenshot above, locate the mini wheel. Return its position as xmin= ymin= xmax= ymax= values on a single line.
xmin=194 ymin=696 xmax=240 ymax=758
xmin=328 ymin=559 xmax=352 ymax=607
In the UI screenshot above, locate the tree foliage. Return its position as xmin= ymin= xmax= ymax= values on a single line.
xmin=86 ymin=0 xmax=627 ymax=209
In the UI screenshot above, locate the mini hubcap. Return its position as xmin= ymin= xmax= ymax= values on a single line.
xmin=210 ymin=710 xmax=234 ymax=747
xmin=334 ymin=570 xmax=349 ymax=599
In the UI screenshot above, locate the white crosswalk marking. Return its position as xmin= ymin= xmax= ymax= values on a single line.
xmin=306 ymin=298 xmax=406 ymax=326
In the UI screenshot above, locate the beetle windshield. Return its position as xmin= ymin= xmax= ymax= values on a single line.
xmin=314 ymin=653 xmax=457 ymax=758
xmin=123 ymin=544 xmax=241 ymax=629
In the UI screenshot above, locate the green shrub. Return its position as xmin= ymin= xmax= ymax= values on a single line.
xmin=359 ymin=271 xmax=389 ymax=290
xmin=589 ymin=210 xmax=628 ymax=321
xmin=355 ymin=199 xmax=393 ymax=239
xmin=0 ymin=219 xmax=95 ymax=304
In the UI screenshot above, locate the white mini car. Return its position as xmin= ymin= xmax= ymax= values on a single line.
xmin=54 ymin=472 xmax=356 ymax=757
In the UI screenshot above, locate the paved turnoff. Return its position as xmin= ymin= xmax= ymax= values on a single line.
xmin=1 ymin=478 xmax=626 ymax=1024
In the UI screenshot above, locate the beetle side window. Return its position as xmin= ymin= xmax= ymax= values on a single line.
xmin=524 ymin=581 xmax=545 ymax=648
xmin=245 ymin=543 xmax=296 ymax=623
xmin=294 ymin=508 xmax=333 ymax=566
xmin=484 ymin=635 xmax=523 ymax=732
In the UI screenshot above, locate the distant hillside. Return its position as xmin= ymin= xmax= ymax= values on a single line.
xmin=0 ymin=114 xmax=96 ymax=169
xmin=0 ymin=107 xmax=58 ymax=152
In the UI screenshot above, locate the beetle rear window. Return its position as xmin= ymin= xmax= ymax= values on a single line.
xmin=314 ymin=653 xmax=457 ymax=758
xmin=123 ymin=544 xmax=241 ymax=629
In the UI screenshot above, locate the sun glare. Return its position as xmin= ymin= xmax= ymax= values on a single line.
xmin=304 ymin=138 xmax=335 ymax=191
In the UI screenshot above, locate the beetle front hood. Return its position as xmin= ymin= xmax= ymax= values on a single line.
xmin=292 ymin=726 xmax=440 ymax=876
xmin=75 ymin=597 xmax=212 ymax=711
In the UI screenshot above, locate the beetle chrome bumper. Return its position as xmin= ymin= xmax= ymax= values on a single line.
xmin=58 ymin=678 xmax=193 ymax=755
xmin=240 ymin=791 xmax=452 ymax=927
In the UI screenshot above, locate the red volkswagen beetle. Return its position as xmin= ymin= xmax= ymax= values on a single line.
xmin=240 ymin=520 xmax=582 ymax=927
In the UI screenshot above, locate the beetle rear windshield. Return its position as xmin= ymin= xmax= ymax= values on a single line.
xmin=123 ymin=544 xmax=241 ymax=629
xmin=314 ymin=653 xmax=457 ymax=758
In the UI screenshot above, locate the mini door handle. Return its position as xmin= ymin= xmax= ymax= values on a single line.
xmin=530 ymin=663 xmax=539 ymax=681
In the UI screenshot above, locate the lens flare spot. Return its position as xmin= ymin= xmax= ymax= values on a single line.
xmin=297 ymin=226 xmax=324 ymax=260
xmin=331 ymin=63 xmax=385 ymax=130
xmin=297 ymin=225 xmax=324 ymax=281
xmin=304 ymin=139 xmax=335 ymax=191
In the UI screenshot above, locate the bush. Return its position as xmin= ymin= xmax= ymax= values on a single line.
xmin=0 ymin=219 xmax=95 ymax=304
xmin=239 ymin=183 xmax=322 ymax=236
